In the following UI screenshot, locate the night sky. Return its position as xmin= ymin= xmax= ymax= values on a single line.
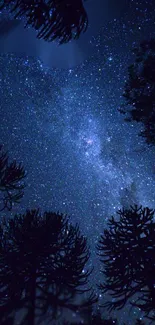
xmin=0 ymin=0 xmax=155 ymax=324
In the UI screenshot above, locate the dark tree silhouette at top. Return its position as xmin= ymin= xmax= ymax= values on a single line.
xmin=119 ymin=39 xmax=155 ymax=145
xmin=0 ymin=145 xmax=26 ymax=211
xmin=0 ymin=209 xmax=96 ymax=325
xmin=0 ymin=0 xmax=88 ymax=44
xmin=97 ymin=205 xmax=155 ymax=321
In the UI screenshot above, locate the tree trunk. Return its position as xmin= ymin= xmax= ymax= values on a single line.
xmin=25 ymin=268 xmax=36 ymax=325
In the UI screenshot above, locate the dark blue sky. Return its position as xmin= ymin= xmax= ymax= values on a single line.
xmin=0 ymin=0 xmax=155 ymax=323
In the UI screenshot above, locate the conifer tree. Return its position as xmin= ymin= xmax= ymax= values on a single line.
xmin=0 ymin=145 xmax=26 ymax=211
xmin=0 ymin=209 xmax=96 ymax=324
xmin=97 ymin=205 xmax=155 ymax=321
xmin=119 ymin=39 xmax=155 ymax=145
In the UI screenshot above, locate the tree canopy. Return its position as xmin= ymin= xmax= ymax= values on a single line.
xmin=0 ymin=209 xmax=96 ymax=324
xmin=0 ymin=145 xmax=26 ymax=211
xmin=0 ymin=0 xmax=88 ymax=44
xmin=97 ymin=205 xmax=155 ymax=321
xmin=119 ymin=39 xmax=155 ymax=145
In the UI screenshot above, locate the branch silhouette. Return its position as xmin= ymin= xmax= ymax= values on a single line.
xmin=0 ymin=0 xmax=88 ymax=44
xmin=0 ymin=209 xmax=96 ymax=324
xmin=0 ymin=145 xmax=26 ymax=211
xmin=119 ymin=39 xmax=155 ymax=145
xmin=97 ymin=205 xmax=155 ymax=321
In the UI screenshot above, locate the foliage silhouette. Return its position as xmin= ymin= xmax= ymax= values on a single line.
xmin=0 ymin=209 xmax=96 ymax=324
xmin=62 ymin=318 xmax=146 ymax=325
xmin=0 ymin=145 xmax=26 ymax=211
xmin=97 ymin=205 xmax=155 ymax=321
xmin=0 ymin=0 xmax=88 ymax=44
xmin=119 ymin=39 xmax=155 ymax=145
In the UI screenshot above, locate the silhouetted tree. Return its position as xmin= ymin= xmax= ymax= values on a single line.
xmin=97 ymin=205 xmax=155 ymax=321
xmin=0 ymin=209 xmax=96 ymax=325
xmin=119 ymin=39 xmax=155 ymax=145
xmin=0 ymin=0 xmax=88 ymax=44
xmin=0 ymin=145 xmax=26 ymax=211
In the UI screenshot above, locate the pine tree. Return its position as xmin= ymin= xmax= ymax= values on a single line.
xmin=119 ymin=39 xmax=155 ymax=145
xmin=0 ymin=209 xmax=96 ymax=324
xmin=97 ymin=205 xmax=155 ymax=321
xmin=0 ymin=0 xmax=88 ymax=44
xmin=0 ymin=145 xmax=26 ymax=211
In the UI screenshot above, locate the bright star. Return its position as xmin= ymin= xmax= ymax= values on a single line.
xmin=86 ymin=138 xmax=93 ymax=145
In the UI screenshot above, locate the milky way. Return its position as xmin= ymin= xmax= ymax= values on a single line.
xmin=0 ymin=0 xmax=155 ymax=323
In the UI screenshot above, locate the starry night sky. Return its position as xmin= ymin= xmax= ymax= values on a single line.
xmin=0 ymin=0 xmax=155 ymax=323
